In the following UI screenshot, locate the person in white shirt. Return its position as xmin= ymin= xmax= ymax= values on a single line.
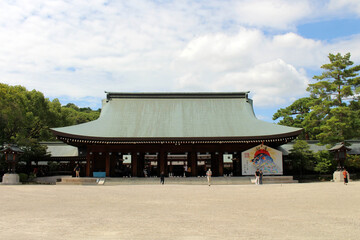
xmin=255 ymin=169 xmax=260 ymax=185
xmin=206 ymin=168 xmax=212 ymax=186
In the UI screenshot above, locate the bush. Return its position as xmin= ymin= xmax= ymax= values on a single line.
xmin=48 ymin=161 xmax=59 ymax=172
xmin=346 ymin=155 xmax=360 ymax=173
xmin=314 ymin=150 xmax=335 ymax=174
xmin=288 ymin=140 xmax=315 ymax=176
xmin=18 ymin=173 xmax=28 ymax=183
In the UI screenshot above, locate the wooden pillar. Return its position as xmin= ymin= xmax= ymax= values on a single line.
xmin=70 ymin=159 xmax=75 ymax=173
xmin=218 ymin=152 xmax=224 ymax=176
xmin=105 ymin=153 xmax=110 ymax=177
xmin=159 ymin=151 xmax=167 ymax=176
xmin=238 ymin=153 xmax=243 ymax=176
xmin=131 ymin=152 xmax=138 ymax=177
xmin=86 ymin=151 xmax=91 ymax=177
xmin=188 ymin=152 xmax=197 ymax=177
xmin=232 ymin=153 xmax=241 ymax=176
xmin=211 ymin=152 xmax=219 ymax=176
xmin=110 ymin=154 xmax=117 ymax=177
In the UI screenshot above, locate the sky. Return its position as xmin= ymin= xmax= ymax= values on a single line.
xmin=1 ymin=0 xmax=360 ymax=122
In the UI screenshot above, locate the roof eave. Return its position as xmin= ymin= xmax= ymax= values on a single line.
xmin=51 ymin=128 xmax=302 ymax=143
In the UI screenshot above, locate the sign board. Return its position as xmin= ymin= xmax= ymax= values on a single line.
xmin=223 ymin=154 xmax=233 ymax=163
xmin=242 ymin=144 xmax=282 ymax=175
xmin=123 ymin=155 xmax=132 ymax=164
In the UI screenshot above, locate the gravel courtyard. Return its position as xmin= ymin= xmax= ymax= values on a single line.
xmin=0 ymin=182 xmax=359 ymax=240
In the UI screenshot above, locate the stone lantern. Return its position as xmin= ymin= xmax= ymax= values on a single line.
xmin=1 ymin=144 xmax=24 ymax=185
xmin=330 ymin=143 xmax=351 ymax=182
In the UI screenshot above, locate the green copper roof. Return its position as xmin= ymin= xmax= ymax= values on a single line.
xmin=51 ymin=92 xmax=302 ymax=140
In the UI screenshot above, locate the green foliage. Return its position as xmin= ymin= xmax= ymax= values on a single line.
xmin=0 ymin=83 xmax=100 ymax=170
xmin=288 ymin=140 xmax=315 ymax=176
xmin=345 ymin=155 xmax=360 ymax=172
xmin=273 ymin=97 xmax=317 ymax=139
xmin=0 ymin=83 xmax=100 ymax=143
xmin=273 ymin=53 xmax=360 ymax=144
xmin=17 ymin=138 xmax=49 ymax=164
xmin=309 ymin=53 xmax=360 ymax=105
xmin=0 ymin=154 xmax=6 ymax=172
xmin=18 ymin=173 xmax=28 ymax=183
xmin=314 ymin=150 xmax=335 ymax=174
xmin=48 ymin=161 xmax=59 ymax=172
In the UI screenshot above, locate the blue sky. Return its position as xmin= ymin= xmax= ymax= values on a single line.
xmin=1 ymin=0 xmax=360 ymax=122
xmin=297 ymin=19 xmax=360 ymax=40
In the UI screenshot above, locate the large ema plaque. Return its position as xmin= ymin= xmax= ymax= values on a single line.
xmin=242 ymin=144 xmax=283 ymax=175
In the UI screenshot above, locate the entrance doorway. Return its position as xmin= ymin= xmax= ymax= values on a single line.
xmin=167 ymin=154 xmax=188 ymax=177
xmin=92 ymin=153 xmax=106 ymax=173
xmin=144 ymin=154 xmax=158 ymax=177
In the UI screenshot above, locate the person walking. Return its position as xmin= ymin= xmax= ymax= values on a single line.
xmin=259 ymin=169 xmax=263 ymax=185
xmin=206 ymin=168 xmax=212 ymax=186
xmin=343 ymin=168 xmax=349 ymax=185
xmin=160 ymin=171 xmax=165 ymax=185
xmin=74 ymin=164 xmax=80 ymax=178
xmin=255 ymin=169 xmax=260 ymax=185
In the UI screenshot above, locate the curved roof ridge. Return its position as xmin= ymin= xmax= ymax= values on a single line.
xmin=106 ymin=92 xmax=250 ymax=100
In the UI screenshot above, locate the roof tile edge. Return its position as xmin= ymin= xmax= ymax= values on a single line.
xmin=105 ymin=92 xmax=250 ymax=100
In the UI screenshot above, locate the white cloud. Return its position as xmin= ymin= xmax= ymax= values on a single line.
xmin=0 ymin=0 xmax=360 ymax=112
xmin=233 ymin=0 xmax=313 ymax=30
xmin=328 ymin=0 xmax=360 ymax=16
xmin=173 ymin=29 xmax=360 ymax=107
xmin=326 ymin=34 xmax=360 ymax=62
xmin=215 ymin=59 xmax=309 ymax=106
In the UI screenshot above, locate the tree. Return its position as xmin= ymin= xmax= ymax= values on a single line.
xmin=0 ymin=83 xmax=101 ymax=174
xmin=272 ymin=97 xmax=316 ymax=139
xmin=288 ymin=140 xmax=314 ymax=178
xmin=345 ymin=154 xmax=360 ymax=173
xmin=0 ymin=83 xmax=101 ymax=144
xmin=308 ymin=53 xmax=360 ymax=143
xmin=313 ymin=150 xmax=335 ymax=174
xmin=16 ymin=137 xmax=50 ymax=173
xmin=274 ymin=53 xmax=360 ymax=144
xmin=309 ymin=53 xmax=360 ymax=106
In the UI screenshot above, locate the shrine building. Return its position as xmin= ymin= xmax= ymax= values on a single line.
xmin=51 ymin=92 xmax=302 ymax=177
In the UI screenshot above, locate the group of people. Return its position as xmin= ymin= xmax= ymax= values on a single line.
xmin=161 ymin=168 xmax=265 ymax=186
xmin=159 ymin=168 xmax=213 ymax=186
xmin=72 ymin=165 xmax=351 ymax=186
xmin=255 ymin=168 xmax=351 ymax=185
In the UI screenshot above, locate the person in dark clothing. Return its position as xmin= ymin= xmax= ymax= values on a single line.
xmin=259 ymin=169 xmax=263 ymax=185
xmin=343 ymin=168 xmax=349 ymax=185
xmin=74 ymin=164 xmax=80 ymax=178
xmin=160 ymin=171 xmax=165 ymax=185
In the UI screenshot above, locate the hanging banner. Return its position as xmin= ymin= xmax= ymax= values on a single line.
xmin=242 ymin=144 xmax=283 ymax=175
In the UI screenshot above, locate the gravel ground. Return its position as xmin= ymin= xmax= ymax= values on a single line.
xmin=0 ymin=182 xmax=359 ymax=240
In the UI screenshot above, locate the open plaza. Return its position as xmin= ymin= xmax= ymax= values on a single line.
xmin=0 ymin=181 xmax=359 ymax=240
xmin=1 ymin=2 xmax=360 ymax=239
